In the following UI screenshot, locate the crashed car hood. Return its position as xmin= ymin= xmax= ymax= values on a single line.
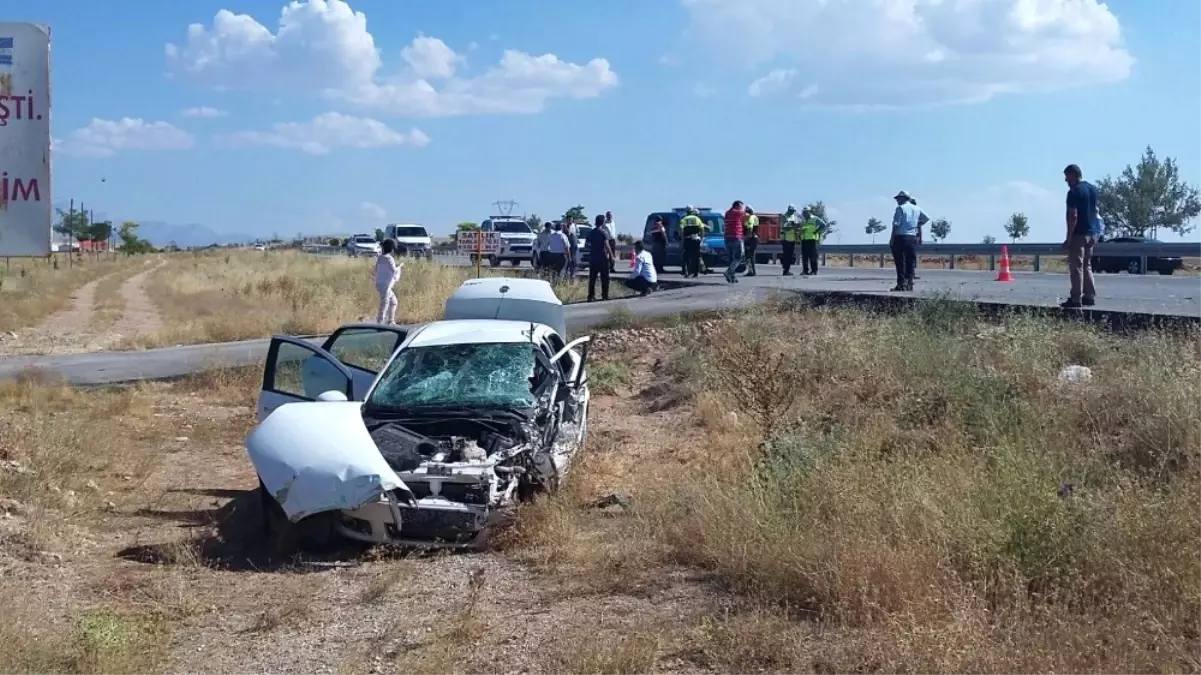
xmin=246 ymin=401 xmax=413 ymax=522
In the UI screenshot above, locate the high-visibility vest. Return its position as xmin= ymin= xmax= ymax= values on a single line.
xmin=781 ymin=214 xmax=801 ymax=242
xmin=680 ymin=214 xmax=704 ymax=239
xmin=745 ymin=214 xmax=759 ymax=237
xmin=801 ymin=218 xmax=821 ymax=241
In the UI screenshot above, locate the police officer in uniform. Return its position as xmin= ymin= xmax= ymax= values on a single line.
xmin=679 ymin=206 xmax=706 ymax=278
xmin=743 ymin=205 xmax=759 ymax=276
xmin=780 ymin=204 xmax=801 ymax=276
xmin=799 ymin=207 xmax=828 ymax=276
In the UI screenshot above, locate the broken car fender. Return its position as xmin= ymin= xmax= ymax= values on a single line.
xmin=246 ymin=401 xmax=414 ymax=522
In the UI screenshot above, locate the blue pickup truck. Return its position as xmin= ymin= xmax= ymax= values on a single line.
xmin=641 ymin=207 xmax=747 ymax=274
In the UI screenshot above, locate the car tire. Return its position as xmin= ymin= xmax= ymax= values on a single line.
xmin=257 ymin=482 xmax=337 ymax=557
xmin=489 ymin=255 xmax=501 ymax=267
xmin=510 ymin=259 xmax=520 ymax=266
xmin=1126 ymin=259 xmax=1141 ymax=275
xmin=1158 ymin=268 xmax=1174 ymax=276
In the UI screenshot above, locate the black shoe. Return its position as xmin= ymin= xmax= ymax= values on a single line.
xmin=891 ymin=285 xmax=906 ymax=292
xmin=1060 ymin=299 xmax=1083 ymax=309
xmin=1082 ymin=297 xmax=1095 ymax=306
xmin=782 ymin=270 xmax=792 ymax=276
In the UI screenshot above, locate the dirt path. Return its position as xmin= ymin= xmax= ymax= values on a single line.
xmin=0 ymin=276 xmax=104 ymax=356
xmin=108 ymin=261 xmax=165 ymax=342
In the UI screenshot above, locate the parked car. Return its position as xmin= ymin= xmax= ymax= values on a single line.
xmin=1091 ymin=236 xmax=1183 ymax=275
xmin=346 ymin=234 xmax=381 ymax=257
xmin=245 ymin=277 xmax=592 ymax=551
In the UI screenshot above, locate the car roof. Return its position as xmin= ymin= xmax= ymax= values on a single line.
xmin=404 ymin=319 xmax=555 ymax=348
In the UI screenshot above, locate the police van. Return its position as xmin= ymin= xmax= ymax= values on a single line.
xmin=642 ymin=206 xmax=746 ymax=274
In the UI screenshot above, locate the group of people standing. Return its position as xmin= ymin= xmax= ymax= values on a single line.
xmin=534 ymin=210 xmax=618 ymax=280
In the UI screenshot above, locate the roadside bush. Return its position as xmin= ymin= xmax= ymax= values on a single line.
xmin=648 ymin=305 xmax=1201 ymax=672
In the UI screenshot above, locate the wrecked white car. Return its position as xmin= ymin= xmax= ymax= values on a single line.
xmin=245 ymin=278 xmax=591 ymax=551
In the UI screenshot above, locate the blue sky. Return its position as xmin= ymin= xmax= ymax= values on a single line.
xmin=11 ymin=0 xmax=1201 ymax=243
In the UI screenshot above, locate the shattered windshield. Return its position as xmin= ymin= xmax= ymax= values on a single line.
xmin=366 ymin=342 xmax=538 ymax=409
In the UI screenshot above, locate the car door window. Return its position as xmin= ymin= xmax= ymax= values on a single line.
xmin=324 ymin=326 xmax=407 ymax=373
xmin=259 ymin=337 xmax=355 ymax=419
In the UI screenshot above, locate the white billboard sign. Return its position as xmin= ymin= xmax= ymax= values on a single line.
xmin=456 ymin=230 xmax=500 ymax=254
xmin=0 ymin=23 xmax=51 ymax=257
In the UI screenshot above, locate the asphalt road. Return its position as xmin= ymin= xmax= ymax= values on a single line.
xmin=660 ymin=265 xmax=1201 ymax=316
xmin=0 ymin=284 xmax=776 ymax=387
xmin=1 ymin=256 xmax=1195 ymax=387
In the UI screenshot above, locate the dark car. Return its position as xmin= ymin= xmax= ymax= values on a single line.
xmin=1091 ymin=236 xmax=1183 ymax=275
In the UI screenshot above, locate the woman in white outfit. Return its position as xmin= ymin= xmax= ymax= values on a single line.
xmin=374 ymin=238 xmax=403 ymax=324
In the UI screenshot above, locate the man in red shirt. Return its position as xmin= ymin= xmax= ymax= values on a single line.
xmin=722 ymin=200 xmax=745 ymax=284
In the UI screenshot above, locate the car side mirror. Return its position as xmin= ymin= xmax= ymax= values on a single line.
xmin=317 ymin=390 xmax=349 ymax=402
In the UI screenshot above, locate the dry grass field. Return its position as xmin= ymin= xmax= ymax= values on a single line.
xmin=124 ymin=249 xmax=631 ymax=349
xmin=1 ymin=299 xmax=1196 ymax=673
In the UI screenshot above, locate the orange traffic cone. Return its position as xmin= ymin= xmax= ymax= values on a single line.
xmin=996 ymin=245 xmax=1015 ymax=282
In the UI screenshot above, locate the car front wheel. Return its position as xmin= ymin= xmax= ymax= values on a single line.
xmin=1126 ymin=259 xmax=1141 ymax=275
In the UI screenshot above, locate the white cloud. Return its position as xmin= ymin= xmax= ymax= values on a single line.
xmin=681 ymin=0 xmax=1134 ymax=108
xmin=747 ymin=68 xmax=795 ymax=97
xmin=215 ymin=112 xmax=429 ymax=155
xmin=401 ymin=33 xmax=463 ymax=79
xmin=53 ymin=118 xmax=195 ymax=158
xmin=180 ymin=106 xmax=228 ymax=118
xmin=166 ymin=0 xmax=619 ymax=117
xmin=359 ymin=201 xmax=387 ymax=221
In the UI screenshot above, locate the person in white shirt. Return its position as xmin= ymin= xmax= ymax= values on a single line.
xmin=545 ymin=222 xmax=571 ymax=279
xmin=603 ymin=211 xmax=617 ymax=273
xmin=534 ymin=222 xmax=552 ymax=271
xmin=623 ymin=241 xmax=657 ymax=296
xmin=374 ymin=238 xmax=404 ymax=324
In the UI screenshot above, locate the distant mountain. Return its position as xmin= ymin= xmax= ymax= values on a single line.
xmin=135 ymin=221 xmax=256 ymax=248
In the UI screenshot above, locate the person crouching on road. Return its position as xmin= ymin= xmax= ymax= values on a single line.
xmin=624 ymin=241 xmax=658 ymax=296
xmin=743 ymin=205 xmax=759 ymax=277
xmin=374 ymin=238 xmax=404 ymax=324
xmin=545 ymin=222 xmax=570 ymax=280
xmin=587 ymin=213 xmax=613 ymax=301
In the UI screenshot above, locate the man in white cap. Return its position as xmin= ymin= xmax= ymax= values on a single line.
xmin=890 ymin=190 xmax=928 ymax=291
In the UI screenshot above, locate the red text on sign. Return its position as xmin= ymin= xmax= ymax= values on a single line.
xmin=0 ymin=173 xmax=42 ymax=203
xmin=0 ymin=91 xmax=43 ymax=126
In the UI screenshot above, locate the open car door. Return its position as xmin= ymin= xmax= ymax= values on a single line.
xmin=318 ymin=324 xmax=410 ymax=397
xmin=258 ymin=337 xmax=355 ymax=422
xmin=549 ymin=335 xmax=591 ymax=391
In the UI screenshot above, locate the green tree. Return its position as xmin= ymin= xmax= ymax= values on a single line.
xmin=1004 ymin=213 xmax=1029 ymax=242
xmin=864 ymin=217 xmax=885 ymax=244
xmin=982 ymin=234 xmax=997 ymax=245
xmin=374 ymin=228 xmax=385 ymax=242
xmin=806 ymin=201 xmax=837 ymax=239
xmin=1095 ymin=145 xmax=1201 ymax=238
xmin=53 ymin=208 xmax=90 ymax=241
xmin=87 ymin=220 xmax=113 ymax=244
xmin=456 ymin=222 xmax=480 ymax=232
xmin=329 ymin=237 xmax=340 ymax=247
xmin=929 ymin=218 xmax=951 ymax=242
xmin=526 ymin=213 xmax=542 ymax=230
xmin=563 ymin=205 xmax=587 ymax=223
xmin=616 ymin=233 xmax=635 ymax=244
xmin=117 ymin=221 xmax=154 ymax=255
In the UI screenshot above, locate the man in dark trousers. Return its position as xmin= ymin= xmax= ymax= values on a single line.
xmin=743 ymin=205 xmax=759 ymax=276
xmin=649 ymin=214 xmax=668 ymax=273
xmin=889 ymin=190 xmax=928 ymax=291
xmin=679 ymin=206 xmax=706 ymax=278
xmin=1062 ymin=163 xmax=1101 ymax=308
xmin=586 ymin=213 xmax=613 ymax=301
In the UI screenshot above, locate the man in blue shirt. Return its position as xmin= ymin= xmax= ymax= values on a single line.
xmin=889 ymin=190 xmax=928 ymax=291
xmin=1062 ymin=163 xmax=1101 ymax=308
